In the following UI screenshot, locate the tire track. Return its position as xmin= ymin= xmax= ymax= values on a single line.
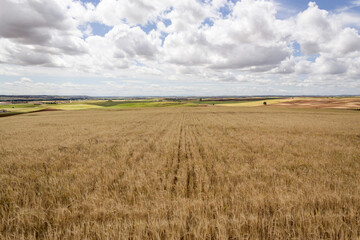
xmin=171 ymin=112 xmax=219 ymax=198
xmin=170 ymin=113 xmax=197 ymax=198
xmin=171 ymin=113 xmax=184 ymax=195
xmin=185 ymin=123 xmax=193 ymax=198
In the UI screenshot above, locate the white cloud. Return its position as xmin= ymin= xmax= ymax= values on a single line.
xmin=0 ymin=0 xmax=359 ymax=95
xmin=291 ymin=2 xmax=360 ymax=80
xmin=164 ymin=0 xmax=213 ymax=33
xmin=0 ymin=0 xmax=87 ymax=67
xmin=20 ymin=77 xmax=33 ymax=83
xmin=163 ymin=0 xmax=292 ymax=70
xmin=94 ymin=0 xmax=170 ymax=26
xmin=108 ymin=24 xmax=159 ymax=59
xmin=294 ymin=2 xmax=335 ymax=55
xmin=294 ymin=2 xmax=360 ymax=57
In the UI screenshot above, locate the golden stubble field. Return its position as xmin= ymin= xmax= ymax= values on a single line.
xmin=0 ymin=107 xmax=359 ymax=239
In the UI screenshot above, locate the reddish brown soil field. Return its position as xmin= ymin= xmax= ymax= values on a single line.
xmin=271 ymin=98 xmax=360 ymax=109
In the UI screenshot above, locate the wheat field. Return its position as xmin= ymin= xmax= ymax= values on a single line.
xmin=0 ymin=107 xmax=359 ymax=239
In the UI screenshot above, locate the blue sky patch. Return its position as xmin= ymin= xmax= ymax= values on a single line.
xmin=140 ymin=22 xmax=157 ymax=34
xmin=163 ymin=19 xmax=172 ymax=27
xmin=292 ymin=41 xmax=319 ymax=62
xmin=202 ymin=18 xmax=214 ymax=27
xmin=292 ymin=41 xmax=303 ymax=57
xmin=219 ymin=5 xmax=232 ymax=18
xmin=81 ymin=0 xmax=100 ymax=6
xmin=89 ymin=22 xmax=113 ymax=36
xmin=277 ymin=0 xmax=360 ymax=12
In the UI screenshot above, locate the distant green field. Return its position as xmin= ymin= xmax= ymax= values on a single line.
xmin=0 ymin=104 xmax=44 ymax=114
xmin=0 ymin=100 xmax=198 ymax=117
xmin=52 ymin=104 xmax=101 ymax=110
xmin=87 ymin=101 xmax=196 ymax=108
xmin=1 ymin=103 xmax=39 ymax=109
xmin=88 ymin=101 xmax=124 ymax=107
xmin=189 ymin=100 xmax=245 ymax=105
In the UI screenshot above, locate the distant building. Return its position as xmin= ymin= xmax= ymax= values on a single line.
xmin=34 ymin=102 xmax=42 ymax=105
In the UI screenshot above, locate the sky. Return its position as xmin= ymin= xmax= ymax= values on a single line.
xmin=0 ymin=0 xmax=360 ymax=96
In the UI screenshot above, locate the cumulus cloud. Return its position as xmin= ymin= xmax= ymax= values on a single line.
xmin=292 ymin=2 xmax=360 ymax=78
xmin=0 ymin=0 xmax=70 ymax=44
xmin=94 ymin=0 xmax=170 ymax=26
xmin=294 ymin=2 xmax=360 ymax=56
xmin=1 ymin=77 xmax=99 ymax=95
xmin=163 ymin=0 xmax=292 ymax=70
xmin=108 ymin=24 xmax=159 ymax=59
xmin=0 ymin=0 xmax=359 ymax=95
xmin=0 ymin=0 xmax=88 ymax=66
xmin=20 ymin=77 xmax=33 ymax=83
xmin=294 ymin=2 xmax=333 ymax=55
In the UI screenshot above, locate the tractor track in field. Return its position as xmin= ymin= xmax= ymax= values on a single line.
xmin=185 ymin=123 xmax=195 ymax=198
xmin=170 ymin=113 xmax=199 ymax=198
xmin=170 ymin=112 xmax=230 ymax=197
xmin=171 ymin=114 xmax=184 ymax=194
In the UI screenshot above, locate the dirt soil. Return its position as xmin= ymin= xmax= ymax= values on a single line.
xmin=270 ymin=98 xmax=360 ymax=109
